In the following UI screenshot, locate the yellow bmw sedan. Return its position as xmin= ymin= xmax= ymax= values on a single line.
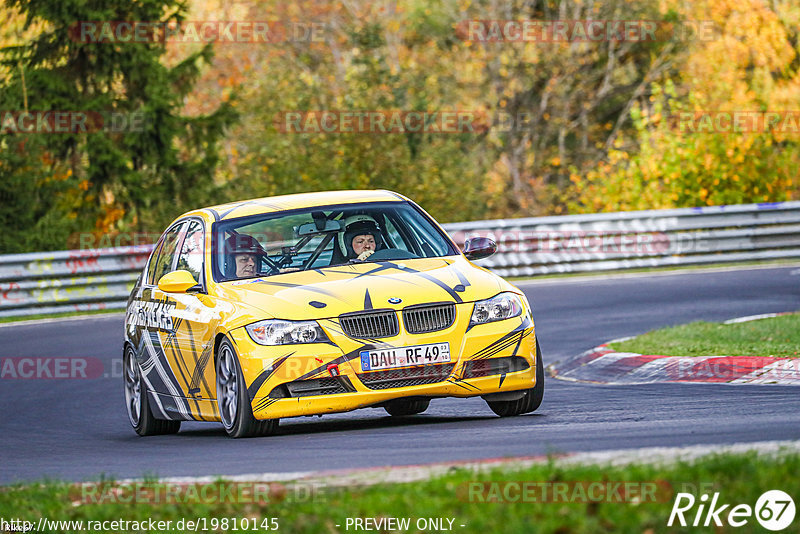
xmin=124 ymin=190 xmax=543 ymax=438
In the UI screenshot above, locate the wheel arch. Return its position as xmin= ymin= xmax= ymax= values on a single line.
xmin=213 ymin=331 xmax=230 ymax=367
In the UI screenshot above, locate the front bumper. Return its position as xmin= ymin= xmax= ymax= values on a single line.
xmin=228 ymin=305 xmax=537 ymax=420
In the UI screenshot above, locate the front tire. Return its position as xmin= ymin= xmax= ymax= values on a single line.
xmin=216 ymin=338 xmax=279 ymax=438
xmin=486 ymin=338 xmax=545 ymax=417
xmin=384 ymin=398 xmax=430 ymax=416
xmin=124 ymin=345 xmax=181 ymax=436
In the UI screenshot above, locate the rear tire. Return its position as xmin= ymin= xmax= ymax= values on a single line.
xmin=384 ymin=399 xmax=430 ymax=416
xmin=486 ymin=338 xmax=545 ymax=417
xmin=124 ymin=345 xmax=181 ymax=436
xmin=216 ymin=338 xmax=279 ymax=438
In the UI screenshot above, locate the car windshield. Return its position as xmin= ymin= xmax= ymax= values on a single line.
xmin=212 ymin=201 xmax=458 ymax=281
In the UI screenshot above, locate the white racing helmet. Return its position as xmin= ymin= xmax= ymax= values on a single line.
xmin=338 ymin=215 xmax=383 ymax=259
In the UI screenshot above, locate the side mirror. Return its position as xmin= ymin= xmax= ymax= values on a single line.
xmin=157 ymin=270 xmax=201 ymax=293
xmin=463 ymin=237 xmax=497 ymax=261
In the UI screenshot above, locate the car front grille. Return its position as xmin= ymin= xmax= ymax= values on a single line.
xmin=461 ymin=356 xmax=530 ymax=379
xmin=402 ymin=303 xmax=456 ymax=334
xmin=340 ymin=310 xmax=399 ymax=339
xmin=357 ymin=363 xmax=455 ymax=390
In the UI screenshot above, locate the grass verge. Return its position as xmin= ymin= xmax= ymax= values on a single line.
xmin=610 ymin=313 xmax=800 ymax=358
xmin=2 ymin=451 xmax=799 ymax=533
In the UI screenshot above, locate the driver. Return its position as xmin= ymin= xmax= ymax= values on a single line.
xmin=338 ymin=215 xmax=384 ymax=262
xmin=224 ymin=234 xmax=267 ymax=278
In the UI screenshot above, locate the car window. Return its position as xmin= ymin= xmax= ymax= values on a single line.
xmin=402 ymin=210 xmax=452 ymax=256
xmin=381 ymin=216 xmax=414 ymax=254
xmin=212 ymin=201 xmax=458 ymax=281
xmin=176 ymin=220 xmax=204 ymax=282
xmin=145 ymin=238 xmax=166 ymax=286
xmin=152 ymin=223 xmax=186 ymax=285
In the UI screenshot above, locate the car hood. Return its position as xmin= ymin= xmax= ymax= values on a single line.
xmin=215 ymin=256 xmax=515 ymax=320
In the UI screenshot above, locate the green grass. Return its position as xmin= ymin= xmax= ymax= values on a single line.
xmin=2 ymin=452 xmax=798 ymax=533
xmin=611 ymin=313 xmax=800 ymax=358
xmin=0 ymin=308 xmax=123 ymax=324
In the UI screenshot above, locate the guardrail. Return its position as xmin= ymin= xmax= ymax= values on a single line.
xmin=1 ymin=201 xmax=799 ymax=318
xmin=446 ymin=201 xmax=800 ymax=277
xmin=0 ymin=247 xmax=153 ymax=318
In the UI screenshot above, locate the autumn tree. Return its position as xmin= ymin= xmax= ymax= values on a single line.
xmin=570 ymin=0 xmax=800 ymax=212
xmin=0 ymin=0 xmax=236 ymax=252
xmin=199 ymin=0 xmax=494 ymax=223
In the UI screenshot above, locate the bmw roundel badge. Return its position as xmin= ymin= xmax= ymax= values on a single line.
xmin=388 ymin=297 xmax=402 ymax=304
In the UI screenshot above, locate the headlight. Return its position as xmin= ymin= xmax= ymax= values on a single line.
xmin=245 ymin=319 xmax=329 ymax=345
xmin=470 ymin=292 xmax=523 ymax=326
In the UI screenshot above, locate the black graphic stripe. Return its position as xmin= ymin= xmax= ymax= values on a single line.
xmin=161 ymin=317 xmax=202 ymax=414
xmin=134 ymin=338 xmax=170 ymax=420
xmin=151 ymin=330 xmax=193 ymax=404
xmin=510 ymin=329 xmax=524 ymax=358
xmin=470 ymin=321 xmax=534 ymax=360
xmin=489 ymin=328 xmax=533 ymax=358
xmin=189 ymin=340 xmax=214 ymax=397
xmin=247 ymin=352 xmax=294 ymax=400
xmin=447 ymin=378 xmax=477 ymax=392
xmin=294 ymin=343 xmax=384 ymax=382
xmin=449 ymin=374 xmax=481 ymax=390
xmin=474 ymin=338 xmax=521 ymax=360
xmin=253 ymin=397 xmax=279 ymax=413
xmin=451 ymin=265 xmax=472 ymax=287
xmin=184 ymin=321 xmax=214 ymax=414
xmin=256 ymin=279 xmax=349 ymax=301
xmin=354 ymin=261 xmax=464 ymax=303
xmin=472 ymin=331 xmax=524 ymax=360
xmin=142 ymin=332 xmax=193 ymax=419
xmin=321 ymin=320 xmax=347 ymax=337
xmin=338 ymin=376 xmax=357 ymax=392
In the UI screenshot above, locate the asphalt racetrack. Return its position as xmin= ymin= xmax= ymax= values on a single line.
xmin=1 ymin=265 xmax=799 ymax=483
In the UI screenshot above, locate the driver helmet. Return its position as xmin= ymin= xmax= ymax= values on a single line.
xmin=224 ymin=233 xmax=266 ymax=277
xmin=338 ymin=215 xmax=383 ymax=259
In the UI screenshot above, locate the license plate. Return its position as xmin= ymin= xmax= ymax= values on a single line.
xmin=360 ymin=342 xmax=451 ymax=371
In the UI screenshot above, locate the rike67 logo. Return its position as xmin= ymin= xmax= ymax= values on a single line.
xmin=669 ymin=490 xmax=795 ymax=531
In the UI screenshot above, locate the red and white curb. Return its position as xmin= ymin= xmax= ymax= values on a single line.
xmin=554 ymin=313 xmax=800 ymax=386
